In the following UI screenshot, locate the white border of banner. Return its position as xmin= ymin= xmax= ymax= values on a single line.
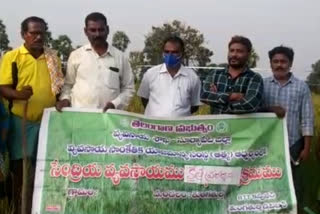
xmin=282 ymin=118 xmax=297 ymax=214
xmin=32 ymin=107 xmax=297 ymax=214
xmin=32 ymin=108 xmax=50 ymax=214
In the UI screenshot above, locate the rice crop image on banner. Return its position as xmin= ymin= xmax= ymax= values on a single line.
xmin=32 ymin=108 xmax=297 ymax=214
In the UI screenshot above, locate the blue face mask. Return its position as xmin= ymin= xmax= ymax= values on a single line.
xmin=163 ymin=54 xmax=181 ymax=68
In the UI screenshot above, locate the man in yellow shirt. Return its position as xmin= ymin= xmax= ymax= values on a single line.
xmin=0 ymin=16 xmax=63 ymax=214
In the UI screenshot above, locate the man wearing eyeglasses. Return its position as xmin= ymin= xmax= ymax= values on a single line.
xmin=0 ymin=16 xmax=64 ymax=214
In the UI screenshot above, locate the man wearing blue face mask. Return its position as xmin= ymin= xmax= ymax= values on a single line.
xmin=137 ymin=36 xmax=201 ymax=117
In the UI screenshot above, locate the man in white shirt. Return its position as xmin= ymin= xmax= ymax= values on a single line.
xmin=137 ymin=36 xmax=201 ymax=117
xmin=56 ymin=12 xmax=134 ymax=111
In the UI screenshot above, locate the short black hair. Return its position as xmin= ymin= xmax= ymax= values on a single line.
xmin=162 ymin=35 xmax=185 ymax=54
xmin=228 ymin=35 xmax=252 ymax=53
xmin=268 ymin=46 xmax=294 ymax=63
xmin=85 ymin=12 xmax=107 ymax=26
xmin=21 ymin=16 xmax=48 ymax=33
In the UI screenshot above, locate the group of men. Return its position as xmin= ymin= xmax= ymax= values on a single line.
xmin=0 ymin=11 xmax=314 ymax=214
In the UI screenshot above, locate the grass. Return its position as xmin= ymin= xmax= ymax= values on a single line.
xmin=299 ymin=93 xmax=320 ymax=213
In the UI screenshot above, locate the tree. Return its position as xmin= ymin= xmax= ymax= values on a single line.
xmin=112 ymin=31 xmax=130 ymax=52
xmin=51 ymin=35 xmax=73 ymax=61
xmin=0 ymin=19 xmax=10 ymax=53
xmin=306 ymin=59 xmax=320 ymax=93
xmin=129 ymin=51 xmax=146 ymax=81
xmin=248 ymin=48 xmax=259 ymax=68
xmin=217 ymin=63 xmax=228 ymax=68
xmin=195 ymin=46 xmax=214 ymax=66
xmin=143 ymin=20 xmax=213 ymax=66
xmin=206 ymin=48 xmax=259 ymax=69
xmin=129 ymin=51 xmax=144 ymax=72
xmin=45 ymin=30 xmax=54 ymax=47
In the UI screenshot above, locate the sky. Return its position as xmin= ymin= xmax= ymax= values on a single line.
xmin=1 ymin=0 xmax=319 ymax=79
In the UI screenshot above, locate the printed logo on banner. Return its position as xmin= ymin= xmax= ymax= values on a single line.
xmin=215 ymin=121 xmax=229 ymax=133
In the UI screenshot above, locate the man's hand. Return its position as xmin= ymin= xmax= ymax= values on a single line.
xmin=229 ymin=93 xmax=244 ymax=101
xmin=103 ymin=102 xmax=115 ymax=112
xmin=55 ymin=99 xmax=71 ymax=112
xmin=298 ymin=148 xmax=310 ymax=162
xmin=17 ymin=86 xmax=33 ymax=100
xmin=210 ymin=84 xmax=217 ymax=93
xmin=269 ymin=106 xmax=286 ymax=118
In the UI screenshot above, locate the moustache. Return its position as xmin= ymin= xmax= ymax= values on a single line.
xmin=33 ymin=39 xmax=43 ymax=44
xmin=229 ymin=57 xmax=239 ymax=61
xmin=93 ymin=36 xmax=105 ymax=41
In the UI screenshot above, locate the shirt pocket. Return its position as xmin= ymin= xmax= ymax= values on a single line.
xmin=103 ymin=68 xmax=120 ymax=89
xmin=288 ymin=93 xmax=300 ymax=112
xmin=176 ymin=84 xmax=191 ymax=108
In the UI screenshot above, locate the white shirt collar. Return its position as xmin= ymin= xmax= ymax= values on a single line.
xmin=83 ymin=43 xmax=116 ymax=57
xmin=158 ymin=63 xmax=188 ymax=77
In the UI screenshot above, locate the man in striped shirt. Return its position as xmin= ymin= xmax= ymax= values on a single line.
xmin=201 ymin=36 xmax=263 ymax=114
xmin=263 ymin=46 xmax=314 ymax=209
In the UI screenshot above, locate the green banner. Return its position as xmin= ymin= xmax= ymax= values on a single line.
xmin=32 ymin=108 xmax=297 ymax=214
